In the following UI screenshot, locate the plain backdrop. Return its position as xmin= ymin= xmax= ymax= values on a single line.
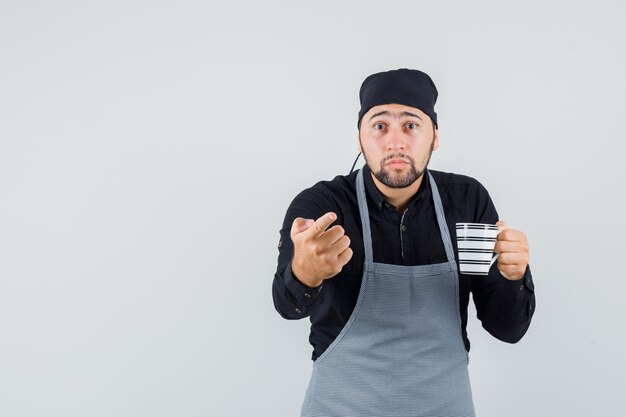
xmin=1 ymin=1 xmax=625 ymax=416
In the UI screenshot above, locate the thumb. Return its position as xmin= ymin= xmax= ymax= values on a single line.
xmin=496 ymin=220 xmax=507 ymax=232
xmin=291 ymin=217 xmax=315 ymax=238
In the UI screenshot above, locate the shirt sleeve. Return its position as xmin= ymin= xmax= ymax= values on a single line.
xmin=271 ymin=186 xmax=337 ymax=320
xmin=468 ymin=180 xmax=536 ymax=343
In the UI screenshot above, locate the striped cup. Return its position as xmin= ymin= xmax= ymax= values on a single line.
xmin=455 ymin=223 xmax=501 ymax=275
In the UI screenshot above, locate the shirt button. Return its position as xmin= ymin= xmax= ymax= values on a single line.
xmin=304 ymin=292 xmax=311 ymax=298
xmin=401 ymin=224 xmax=406 ymax=231
xmin=520 ymin=284 xmax=525 ymax=291
xmin=295 ymin=308 xmax=302 ymax=314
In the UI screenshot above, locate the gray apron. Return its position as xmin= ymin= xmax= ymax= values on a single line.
xmin=300 ymin=168 xmax=475 ymax=417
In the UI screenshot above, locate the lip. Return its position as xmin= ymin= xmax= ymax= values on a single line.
xmin=387 ymin=159 xmax=408 ymax=165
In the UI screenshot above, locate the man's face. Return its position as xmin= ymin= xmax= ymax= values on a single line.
xmin=358 ymin=103 xmax=439 ymax=189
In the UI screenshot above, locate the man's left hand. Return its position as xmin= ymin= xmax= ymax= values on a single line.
xmin=494 ymin=220 xmax=529 ymax=281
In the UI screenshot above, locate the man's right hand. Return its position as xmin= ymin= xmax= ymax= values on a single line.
xmin=290 ymin=212 xmax=353 ymax=288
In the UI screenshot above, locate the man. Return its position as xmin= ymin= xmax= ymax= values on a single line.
xmin=272 ymin=68 xmax=536 ymax=416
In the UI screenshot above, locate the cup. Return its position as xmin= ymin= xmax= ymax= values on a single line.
xmin=455 ymin=223 xmax=501 ymax=275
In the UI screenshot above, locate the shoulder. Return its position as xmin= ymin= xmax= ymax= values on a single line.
xmin=292 ymin=170 xmax=358 ymax=206
xmin=429 ymin=169 xmax=485 ymax=187
xmin=428 ymin=169 xmax=492 ymax=209
xmin=282 ymin=170 xmax=358 ymax=227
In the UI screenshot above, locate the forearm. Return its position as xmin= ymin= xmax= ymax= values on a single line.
xmin=473 ymin=265 xmax=536 ymax=343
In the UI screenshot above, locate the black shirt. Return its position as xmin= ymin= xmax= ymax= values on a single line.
xmin=272 ymin=164 xmax=536 ymax=361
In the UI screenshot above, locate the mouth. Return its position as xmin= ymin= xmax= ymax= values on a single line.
xmin=386 ymin=159 xmax=408 ymax=169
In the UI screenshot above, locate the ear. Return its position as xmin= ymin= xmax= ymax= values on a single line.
xmin=357 ymin=132 xmax=363 ymax=153
xmin=433 ymin=127 xmax=440 ymax=151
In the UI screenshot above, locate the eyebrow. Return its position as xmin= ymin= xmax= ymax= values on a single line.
xmin=368 ymin=110 xmax=423 ymax=122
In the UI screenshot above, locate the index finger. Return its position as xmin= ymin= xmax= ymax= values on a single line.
xmin=307 ymin=212 xmax=337 ymax=238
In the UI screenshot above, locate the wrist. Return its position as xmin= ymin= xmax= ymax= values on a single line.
xmin=291 ymin=259 xmax=323 ymax=288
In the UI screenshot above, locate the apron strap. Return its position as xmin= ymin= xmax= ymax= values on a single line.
xmin=356 ymin=167 xmax=374 ymax=262
xmin=428 ymin=170 xmax=456 ymax=263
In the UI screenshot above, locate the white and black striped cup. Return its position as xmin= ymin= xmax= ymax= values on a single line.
xmin=455 ymin=223 xmax=501 ymax=275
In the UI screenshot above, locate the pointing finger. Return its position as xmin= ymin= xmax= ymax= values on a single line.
xmin=308 ymin=212 xmax=337 ymax=238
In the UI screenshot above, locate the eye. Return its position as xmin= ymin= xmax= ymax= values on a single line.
xmin=374 ymin=123 xmax=385 ymax=130
xmin=405 ymin=123 xmax=419 ymax=129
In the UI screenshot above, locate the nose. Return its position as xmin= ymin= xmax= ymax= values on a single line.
xmin=385 ymin=125 xmax=406 ymax=151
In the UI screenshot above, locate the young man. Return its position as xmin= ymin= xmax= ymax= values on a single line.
xmin=272 ymin=68 xmax=536 ymax=416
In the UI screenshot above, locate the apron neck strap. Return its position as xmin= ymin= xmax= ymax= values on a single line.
xmin=356 ymin=168 xmax=374 ymax=261
xmin=427 ymin=170 xmax=456 ymax=263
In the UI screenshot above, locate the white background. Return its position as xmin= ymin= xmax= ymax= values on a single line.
xmin=1 ymin=1 xmax=625 ymax=416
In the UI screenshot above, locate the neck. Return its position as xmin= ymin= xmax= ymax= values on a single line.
xmin=370 ymin=171 xmax=425 ymax=212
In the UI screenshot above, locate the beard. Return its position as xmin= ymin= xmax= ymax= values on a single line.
xmin=361 ymin=140 xmax=435 ymax=189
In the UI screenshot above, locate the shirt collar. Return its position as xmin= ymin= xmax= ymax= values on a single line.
xmin=362 ymin=163 xmax=430 ymax=211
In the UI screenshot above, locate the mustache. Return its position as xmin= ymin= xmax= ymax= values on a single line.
xmin=381 ymin=153 xmax=415 ymax=165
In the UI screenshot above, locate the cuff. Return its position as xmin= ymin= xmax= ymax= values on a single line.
xmin=283 ymin=261 xmax=324 ymax=313
xmin=495 ymin=264 xmax=534 ymax=299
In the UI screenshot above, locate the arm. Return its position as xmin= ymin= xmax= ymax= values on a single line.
xmin=469 ymin=182 xmax=536 ymax=343
xmin=271 ymin=187 xmax=342 ymax=320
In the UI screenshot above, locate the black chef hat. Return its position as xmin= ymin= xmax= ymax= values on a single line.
xmin=357 ymin=68 xmax=439 ymax=130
